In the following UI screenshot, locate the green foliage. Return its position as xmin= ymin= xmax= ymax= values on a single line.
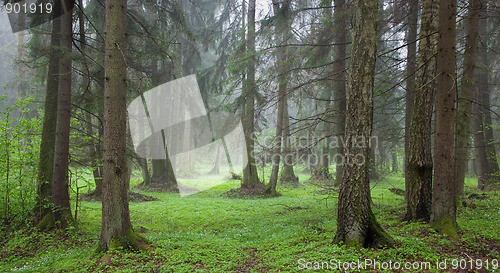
xmin=0 ymin=173 xmax=499 ymax=272
xmin=0 ymin=95 xmax=41 ymax=228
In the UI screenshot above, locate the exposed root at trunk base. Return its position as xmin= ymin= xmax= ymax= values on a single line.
xmin=135 ymin=177 xmax=179 ymax=193
xmin=95 ymin=228 xmax=154 ymax=258
xmin=225 ymin=183 xmax=268 ymax=198
xmin=279 ymin=174 xmax=300 ymax=188
xmin=36 ymin=209 xmax=75 ymax=231
xmin=80 ymin=191 xmax=158 ymax=202
xmin=334 ymin=212 xmax=394 ymax=248
xmin=311 ymin=167 xmax=332 ymax=182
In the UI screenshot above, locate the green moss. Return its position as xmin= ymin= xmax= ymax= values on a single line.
xmin=125 ymin=228 xmax=154 ymax=252
xmin=343 ymin=239 xmax=362 ymax=248
xmin=431 ymin=215 xmax=459 ymax=240
xmin=36 ymin=213 xmax=55 ymax=231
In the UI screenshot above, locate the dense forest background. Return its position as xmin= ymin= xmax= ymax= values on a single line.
xmin=0 ymin=0 xmax=499 ymax=272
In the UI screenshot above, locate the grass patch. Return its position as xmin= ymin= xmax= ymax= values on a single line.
xmin=1 ymin=172 xmax=499 ymax=272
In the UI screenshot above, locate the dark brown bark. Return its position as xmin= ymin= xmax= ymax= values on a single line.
xmin=454 ymin=0 xmax=480 ymax=196
xmin=98 ymin=0 xmax=150 ymax=252
xmin=334 ymin=0 xmax=393 ymax=248
xmin=50 ymin=0 xmax=75 ymax=228
xmin=431 ymin=0 xmax=458 ymax=239
xmin=405 ymin=0 xmax=437 ymax=222
xmin=36 ymin=0 xmax=62 ymax=221
xmin=242 ymin=0 xmax=261 ymax=189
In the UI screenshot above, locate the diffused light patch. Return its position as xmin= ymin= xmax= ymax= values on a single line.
xmin=128 ymin=75 xmax=247 ymax=196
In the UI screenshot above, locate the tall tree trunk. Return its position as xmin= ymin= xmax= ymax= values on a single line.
xmin=311 ymin=2 xmax=334 ymax=181
xmin=280 ymin=97 xmax=298 ymax=185
xmin=98 ymin=0 xmax=150 ymax=252
xmin=431 ymin=0 xmax=458 ymax=239
xmin=454 ymin=0 xmax=480 ymax=196
xmin=333 ymin=0 xmax=347 ymax=186
xmin=17 ymin=12 xmax=27 ymax=98
xmin=141 ymin=62 xmax=178 ymax=192
xmin=39 ymin=0 xmax=76 ymax=230
xmin=473 ymin=88 xmax=491 ymax=189
xmin=477 ymin=2 xmax=500 ymax=183
xmin=36 ymin=0 xmax=62 ymax=221
xmin=404 ymin=0 xmax=418 ymax=198
xmin=334 ymin=0 xmax=393 ymax=248
xmin=391 ymin=151 xmax=398 ymax=173
xmin=78 ymin=0 xmax=103 ymax=198
xmin=405 ymin=0 xmax=437 ymax=222
xmin=267 ymin=0 xmax=292 ymax=195
xmin=242 ymin=0 xmax=261 ymax=188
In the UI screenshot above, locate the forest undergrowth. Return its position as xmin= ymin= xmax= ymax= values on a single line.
xmin=0 ymin=172 xmax=499 ymax=272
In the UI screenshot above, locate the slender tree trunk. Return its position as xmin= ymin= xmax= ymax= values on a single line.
xmin=78 ymin=1 xmax=103 ymax=198
xmin=431 ymin=0 xmax=458 ymax=239
xmin=405 ymin=0 xmax=437 ymax=222
xmin=334 ymin=0 xmax=393 ymax=248
xmin=391 ymin=151 xmax=398 ymax=173
xmin=473 ymin=86 xmax=492 ymax=189
xmin=280 ymin=97 xmax=298 ymax=185
xmin=242 ymin=0 xmax=261 ymax=188
xmin=454 ymin=0 xmax=480 ymax=196
xmin=267 ymin=0 xmax=292 ymax=195
xmin=140 ymin=63 xmax=178 ymax=192
xmin=36 ymin=0 xmax=62 ymax=222
xmin=404 ymin=0 xmax=418 ymax=198
xmin=477 ymin=3 xmax=499 ymax=183
xmin=333 ymin=0 xmax=347 ymax=186
xmin=40 ymin=0 xmax=76 ymax=229
xmin=98 ymin=0 xmax=151 ymax=252
xmin=17 ymin=12 xmax=27 ymax=98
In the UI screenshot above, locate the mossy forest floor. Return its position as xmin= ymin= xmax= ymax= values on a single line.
xmin=1 ymin=170 xmax=499 ymax=272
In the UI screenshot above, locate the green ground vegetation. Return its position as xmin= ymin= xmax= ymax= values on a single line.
xmin=0 ymin=170 xmax=499 ymax=272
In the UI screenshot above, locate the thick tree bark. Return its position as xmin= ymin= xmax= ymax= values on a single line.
xmin=36 ymin=0 xmax=62 ymax=221
xmin=333 ymin=0 xmax=347 ymax=186
xmin=40 ymin=0 xmax=76 ymax=229
xmin=98 ymin=0 xmax=150 ymax=252
xmin=404 ymin=0 xmax=418 ymax=197
xmin=334 ymin=0 xmax=393 ymax=248
xmin=242 ymin=0 xmax=261 ymax=189
xmin=405 ymin=0 xmax=437 ymax=222
xmin=454 ymin=0 xmax=480 ymax=196
xmin=431 ymin=0 xmax=458 ymax=239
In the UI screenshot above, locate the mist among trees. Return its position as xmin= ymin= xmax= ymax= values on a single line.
xmin=0 ymin=0 xmax=499 ymax=271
